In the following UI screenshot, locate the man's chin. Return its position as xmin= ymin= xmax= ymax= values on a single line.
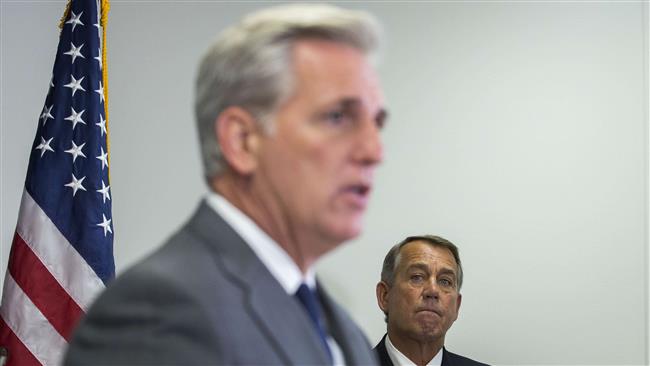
xmin=319 ymin=220 xmax=363 ymax=249
xmin=334 ymin=219 xmax=364 ymax=241
xmin=416 ymin=324 xmax=443 ymax=341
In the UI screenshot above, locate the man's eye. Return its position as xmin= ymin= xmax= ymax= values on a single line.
xmin=410 ymin=274 xmax=424 ymax=283
xmin=325 ymin=110 xmax=346 ymax=125
xmin=438 ymin=278 xmax=453 ymax=287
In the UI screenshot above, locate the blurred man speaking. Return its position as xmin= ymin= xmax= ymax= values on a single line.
xmin=65 ymin=4 xmax=386 ymax=365
xmin=375 ymin=236 xmax=488 ymax=366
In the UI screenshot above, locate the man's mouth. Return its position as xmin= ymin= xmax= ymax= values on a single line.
xmin=347 ymin=183 xmax=370 ymax=196
xmin=340 ymin=182 xmax=372 ymax=208
xmin=416 ymin=308 xmax=441 ymax=317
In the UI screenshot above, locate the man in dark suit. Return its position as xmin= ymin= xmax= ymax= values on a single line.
xmin=374 ymin=235 xmax=488 ymax=366
xmin=64 ymin=4 xmax=386 ymax=365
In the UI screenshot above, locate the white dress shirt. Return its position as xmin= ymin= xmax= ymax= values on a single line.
xmin=385 ymin=334 xmax=442 ymax=366
xmin=205 ymin=192 xmax=345 ymax=365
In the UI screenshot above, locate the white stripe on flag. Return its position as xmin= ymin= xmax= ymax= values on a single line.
xmin=0 ymin=274 xmax=67 ymax=366
xmin=16 ymin=190 xmax=105 ymax=311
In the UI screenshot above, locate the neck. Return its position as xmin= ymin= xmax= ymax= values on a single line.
xmin=211 ymin=173 xmax=328 ymax=273
xmin=387 ymin=330 xmax=443 ymax=366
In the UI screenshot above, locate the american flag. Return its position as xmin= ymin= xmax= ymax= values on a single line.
xmin=0 ymin=1 xmax=114 ymax=365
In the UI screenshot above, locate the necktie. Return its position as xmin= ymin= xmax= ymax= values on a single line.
xmin=295 ymin=283 xmax=333 ymax=364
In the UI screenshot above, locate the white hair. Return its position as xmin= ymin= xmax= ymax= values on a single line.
xmin=194 ymin=3 xmax=382 ymax=182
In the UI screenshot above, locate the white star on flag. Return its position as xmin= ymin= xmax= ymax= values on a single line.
xmin=66 ymin=11 xmax=84 ymax=32
xmin=96 ymin=180 xmax=111 ymax=203
xmin=65 ymin=173 xmax=87 ymax=196
xmin=64 ymin=75 xmax=86 ymax=96
xmin=94 ymin=48 xmax=102 ymax=70
xmin=95 ymin=81 xmax=105 ymax=104
xmin=35 ymin=136 xmax=54 ymax=157
xmin=64 ymin=141 xmax=87 ymax=162
xmin=96 ymin=115 xmax=107 ymax=136
xmin=65 ymin=107 xmax=86 ymax=130
xmin=97 ymin=214 xmax=112 ymax=236
xmin=40 ymin=104 xmax=54 ymax=125
xmin=64 ymin=42 xmax=85 ymax=64
xmin=94 ymin=21 xmax=102 ymax=40
xmin=96 ymin=146 xmax=109 ymax=170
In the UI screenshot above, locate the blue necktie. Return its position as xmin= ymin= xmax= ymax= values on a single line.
xmin=294 ymin=283 xmax=333 ymax=364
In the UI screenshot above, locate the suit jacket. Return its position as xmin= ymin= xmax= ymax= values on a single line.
xmin=65 ymin=200 xmax=378 ymax=365
xmin=374 ymin=334 xmax=488 ymax=366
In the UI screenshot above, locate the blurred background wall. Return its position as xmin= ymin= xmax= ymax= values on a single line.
xmin=2 ymin=1 xmax=648 ymax=365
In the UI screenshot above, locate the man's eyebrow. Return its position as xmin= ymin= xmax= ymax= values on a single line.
xmin=437 ymin=268 xmax=457 ymax=277
xmin=406 ymin=263 xmax=430 ymax=272
xmin=406 ymin=263 xmax=457 ymax=276
xmin=336 ymin=98 xmax=361 ymax=110
xmin=337 ymin=98 xmax=387 ymax=125
xmin=335 ymin=98 xmax=387 ymax=115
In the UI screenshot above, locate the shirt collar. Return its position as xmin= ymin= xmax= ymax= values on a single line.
xmin=385 ymin=334 xmax=443 ymax=366
xmin=205 ymin=192 xmax=316 ymax=294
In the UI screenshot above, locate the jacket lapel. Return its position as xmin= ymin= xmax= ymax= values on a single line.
xmin=188 ymin=200 xmax=330 ymax=365
xmin=319 ymin=281 xmax=377 ymax=365
xmin=373 ymin=334 xmax=394 ymax=366
xmin=442 ymin=347 xmax=451 ymax=366
xmin=245 ymin=269 xmax=330 ymax=364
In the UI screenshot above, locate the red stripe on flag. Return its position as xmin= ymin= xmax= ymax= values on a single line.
xmin=0 ymin=316 xmax=40 ymax=366
xmin=8 ymin=232 xmax=84 ymax=341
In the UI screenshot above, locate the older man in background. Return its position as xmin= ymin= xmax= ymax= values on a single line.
xmin=65 ymin=4 xmax=386 ymax=365
xmin=375 ymin=235 xmax=488 ymax=366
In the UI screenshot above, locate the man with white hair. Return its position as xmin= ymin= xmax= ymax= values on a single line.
xmin=65 ymin=4 xmax=386 ymax=365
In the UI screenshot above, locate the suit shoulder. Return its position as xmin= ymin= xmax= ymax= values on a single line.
xmin=116 ymin=218 xmax=228 ymax=292
xmin=65 ymin=222 xmax=228 ymax=365
xmin=65 ymin=266 xmax=221 ymax=365
xmin=444 ymin=348 xmax=490 ymax=366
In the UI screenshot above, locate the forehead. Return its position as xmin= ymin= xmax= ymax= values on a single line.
xmin=287 ymin=39 xmax=384 ymax=104
xmin=396 ymin=241 xmax=457 ymax=272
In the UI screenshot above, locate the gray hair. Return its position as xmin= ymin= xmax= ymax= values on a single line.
xmin=381 ymin=235 xmax=464 ymax=291
xmin=194 ymin=4 xmax=382 ymax=182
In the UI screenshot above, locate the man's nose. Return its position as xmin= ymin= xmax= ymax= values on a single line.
xmin=422 ymin=280 xmax=440 ymax=300
xmin=352 ymin=119 xmax=383 ymax=166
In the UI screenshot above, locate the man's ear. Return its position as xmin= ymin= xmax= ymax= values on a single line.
xmin=215 ymin=106 xmax=261 ymax=175
xmin=455 ymin=293 xmax=462 ymax=318
xmin=376 ymin=281 xmax=390 ymax=315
